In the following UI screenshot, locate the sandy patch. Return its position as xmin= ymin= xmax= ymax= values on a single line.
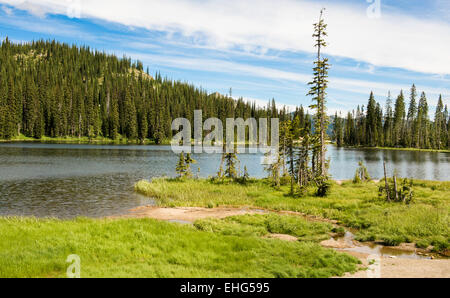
xmin=276 ymin=210 xmax=339 ymax=224
xmin=111 ymin=206 xmax=260 ymax=223
xmin=339 ymin=251 xmax=450 ymax=278
xmin=264 ymin=234 xmax=298 ymax=242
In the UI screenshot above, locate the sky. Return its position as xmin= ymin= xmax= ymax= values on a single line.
xmin=0 ymin=0 xmax=449 ymax=115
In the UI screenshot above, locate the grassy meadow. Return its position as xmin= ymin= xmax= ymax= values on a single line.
xmin=0 ymin=217 xmax=358 ymax=278
xmin=135 ymin=178 xmax=450 ymax=251
xmin=194 ymin=213 xmax=343 ymax=242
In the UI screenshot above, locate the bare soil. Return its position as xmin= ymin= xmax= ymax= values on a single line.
xmin=111 ymin=206 xmax=261 ymax=222
xmin=264 ymin=234 xmax=298 ymax=242
xmin=339 ymin=251 xmax=450 ymax=278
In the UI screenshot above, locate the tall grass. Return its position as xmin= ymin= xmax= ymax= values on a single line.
xmin=136 ymin=178 xmax=450 ymax=251
xmin=0 ymin=217 xmax=358 ymax=278
xmin=194 ymin=214 xmax=335 ymax=242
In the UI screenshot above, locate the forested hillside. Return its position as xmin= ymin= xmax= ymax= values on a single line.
xmin=1 ymin=38 xmax=448 ymax=150
xmin=0 ymin=38 xmax=288 ymax=143
xmin=333 ymin=87 xmax=449 ymax=150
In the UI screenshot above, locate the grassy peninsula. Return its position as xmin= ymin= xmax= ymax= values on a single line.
xmin=135 ymin=178 xmax=450 ymax=252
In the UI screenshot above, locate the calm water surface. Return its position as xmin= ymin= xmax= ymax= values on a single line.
xmin=0 ymin=143 xmax=448 ymax=218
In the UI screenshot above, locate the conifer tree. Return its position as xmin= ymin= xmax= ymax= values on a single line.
xmin=384 ymin=92 xmax=394 ymax=147
xmin=434 ymin=95 xmax=445 ymax=150
xmin=123 ymin=86 xmax=137 ymax=139
xmin=406 ymin=85 xmax=418 ymax=148
xmin=307 ymin=9 xmax=330 ymax=178
xmin=176 ymin=152 xmax=187 ymax=177
xmin=417 ymin=92 xmax=430 ymax=148
xmin=393 ymin=91 xmax=406 ymax=146
xmin=366 ymin=92 xmax=377 ymax=146
xmin=185 ymin=153 xmax=197 ymax=178
xmin=224 ymin=152 xmax=238 ymax=179
xmin=243 ymin=166 xmax=250 ymax=183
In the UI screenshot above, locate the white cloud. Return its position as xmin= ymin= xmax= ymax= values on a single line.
xmin=129 ymin=52 xmax=450 ymax=101
xmin=1 ymin=0 xmax=449 ymax=75
xmin=131 ymin=52 xmax=311 ymax=83
xmin=0 ymin=13 xmax=89 ymax=38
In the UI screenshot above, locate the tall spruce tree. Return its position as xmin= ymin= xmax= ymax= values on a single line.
xmin=307 ymin=9 xmax=330 ymax=177
xmin=393 ymin=91 xmax=406 ymax=147
xmin=366 ymin=91 xmax=377 ymax=146
xmin=384 ymin=92 xmax=394 ymax=147
xmin=224 ymin=152 xmax=238 ymax=179
xmin=176 ymin=152 xmax=187 ymax=177
xmin=406 ymin=85 xmax=418 ymax=147
xmin=417 ymin=92 xmax=429 ymax=148
xmin=434 ymin=95 xmax=445 ymax=150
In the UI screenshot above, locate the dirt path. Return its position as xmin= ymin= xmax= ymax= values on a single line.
xmin=320 ymin=237 xmax=450 ymax=278
xmin=111 ymin=206 xmax=264 ymax=222
xmin=338 ymin=251 xmax=450 ymax=278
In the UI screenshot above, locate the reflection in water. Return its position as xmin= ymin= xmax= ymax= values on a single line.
xmin=331 ymin=147 xmax=449 ymax=181
xmin=0 ymin=143 xmax=448 ymax=218
xmin=335 ymin=232 xmax=432 ymax=260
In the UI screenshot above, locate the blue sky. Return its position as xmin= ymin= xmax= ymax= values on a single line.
xmin=0 ymin=0 xmax=449 ymax=115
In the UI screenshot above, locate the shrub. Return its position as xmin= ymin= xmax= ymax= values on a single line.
xmin=379 ymin=177 xmax=414 ymax=204
xmin=353 ymin=161 xmax=371 ymax=184
xmin=315 ymin=176 xmax=332 ymax=197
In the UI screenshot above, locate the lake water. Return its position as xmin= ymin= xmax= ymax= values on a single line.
xmin=0 ymin=143 xmax=448 ymax=218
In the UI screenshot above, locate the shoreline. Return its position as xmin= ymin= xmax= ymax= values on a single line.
xmin=2 ymin=138 xmax=449 ymax=153
xmin=0 ymin=136 xmax=169 ymax=145
xmin=337 ymin=145 xmax=449 ymax=154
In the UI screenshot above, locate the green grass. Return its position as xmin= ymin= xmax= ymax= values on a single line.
xmin=194 ymin=214 xmax=336 ymax=242
xmin=136 ymin=178 xmax=450 ymax=251
xmin=0 ymin=217 xmax=359 ymax=278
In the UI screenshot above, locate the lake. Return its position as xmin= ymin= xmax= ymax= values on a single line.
xmin=0 ymin=143 xmax=448 ymax=218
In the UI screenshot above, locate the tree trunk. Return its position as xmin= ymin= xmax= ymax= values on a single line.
xmin=384 ymin=162 xmax=391 ymax=202
xmin=321 ymin=110 xmax=326 ymax=176
xmin=393 ymin=175 xmax=399 ymax=201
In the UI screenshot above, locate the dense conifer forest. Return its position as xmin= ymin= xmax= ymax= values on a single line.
xmin=333 ymin=86 xmax=449 ymax=150
xmin=0 ymin=38 xmax=448 ymax=150
xmin=0 ymin=38 xmax=289 ymax=143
